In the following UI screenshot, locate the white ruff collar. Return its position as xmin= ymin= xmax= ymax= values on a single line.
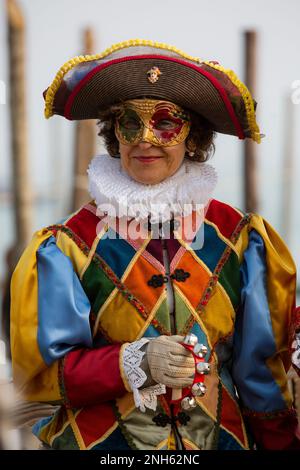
xmin=87 ymin=154 xmax=218 ymax=223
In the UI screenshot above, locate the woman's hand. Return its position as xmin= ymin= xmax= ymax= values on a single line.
xmin=146 ymin=335 xmax=195 ymax=389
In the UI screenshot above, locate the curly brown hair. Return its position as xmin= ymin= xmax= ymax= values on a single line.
xmin=97 ymin=101 xmax=216 ymax=162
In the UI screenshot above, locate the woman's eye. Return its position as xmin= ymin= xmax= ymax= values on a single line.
xmin=154 ymin=119 xmax=177 ymax=130
xmin=121 ymin=118 xmax=140 ymax=130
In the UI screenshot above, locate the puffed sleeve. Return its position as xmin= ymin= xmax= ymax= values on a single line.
xmin=232 ymin=214 xmax=300 ymax=450
xmin=10 ymin=229 xmax=131 ymax=408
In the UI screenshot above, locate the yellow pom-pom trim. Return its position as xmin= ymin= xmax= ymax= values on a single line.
xmin=44 ymin=39 xmax=201 ymax=119
xmin=203 ymin=61 xmax=261 ymax=143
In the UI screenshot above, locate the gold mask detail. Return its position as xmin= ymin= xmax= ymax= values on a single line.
xmin=115 ymin=99 xmax=191 ymax=147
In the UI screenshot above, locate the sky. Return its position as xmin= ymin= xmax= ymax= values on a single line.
xmin=0 ymin=0 xmax=300 ymax=271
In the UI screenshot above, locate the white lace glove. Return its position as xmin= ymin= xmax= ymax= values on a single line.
xmin=122 ymin=338 xmax=166 ymax=412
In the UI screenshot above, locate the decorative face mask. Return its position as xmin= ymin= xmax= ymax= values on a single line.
xmin=115 ymin=99 xmax=191 ymax=146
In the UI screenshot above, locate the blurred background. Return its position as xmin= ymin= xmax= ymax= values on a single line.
xmin=0 ymin=0 xmax=299 ymax=448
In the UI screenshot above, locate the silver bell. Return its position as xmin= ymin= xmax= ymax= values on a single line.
xmin=196 ymin=362 xmax=210 ymax=375
xmin=191 ymin=382 xmax=207 ymax=397
xmin=181 ymin=396 xmax=197 ymax=410
xmin=183 ymin=333 xmax=198 ymax=347
xmin=193 ymin=343 xmax=208 ymax=358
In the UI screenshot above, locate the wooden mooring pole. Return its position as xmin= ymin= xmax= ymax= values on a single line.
xmin=2 ymin=0 xmax=33 ymax=358
xmin=280 ymin=94 xmax=294 ymax=245
xmin=243 ymin=31 xmax=258 ymax=213
xmin=71 ymin=28 xmax=96 ymax=212
xmin=6 ymin=0 xmax=33 ymax=247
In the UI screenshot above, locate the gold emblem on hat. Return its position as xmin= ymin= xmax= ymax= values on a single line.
xmin=147 ymin=66 xmax=162 ymax=83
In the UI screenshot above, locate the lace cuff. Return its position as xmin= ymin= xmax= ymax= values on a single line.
xmin=292 ymin=331 xmax=300 ymax=371
xmin=122 ymin=338 xmax=166 ymax=412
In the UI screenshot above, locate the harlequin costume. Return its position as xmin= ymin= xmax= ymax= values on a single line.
xmin=10 ymin=39 xmax=300 ymax=450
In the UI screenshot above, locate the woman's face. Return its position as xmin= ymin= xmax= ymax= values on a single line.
xmin=118 ymin=140 xmax=187 ymax=185
xmin=115 ymin=99 xmax=190 ymax=185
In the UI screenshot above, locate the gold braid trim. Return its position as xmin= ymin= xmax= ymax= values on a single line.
xmin=44 ymin=39 xmax=202 ymax=119
xmin=203 ymin=61 xmax=261 ymax=143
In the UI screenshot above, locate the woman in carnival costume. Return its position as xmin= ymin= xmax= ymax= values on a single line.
xmin=10 ymin=39 xmax=300 ymax=450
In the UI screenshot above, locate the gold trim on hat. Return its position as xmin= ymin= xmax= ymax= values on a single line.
xmin=204 ymin=61 xmax=261 ymax=143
